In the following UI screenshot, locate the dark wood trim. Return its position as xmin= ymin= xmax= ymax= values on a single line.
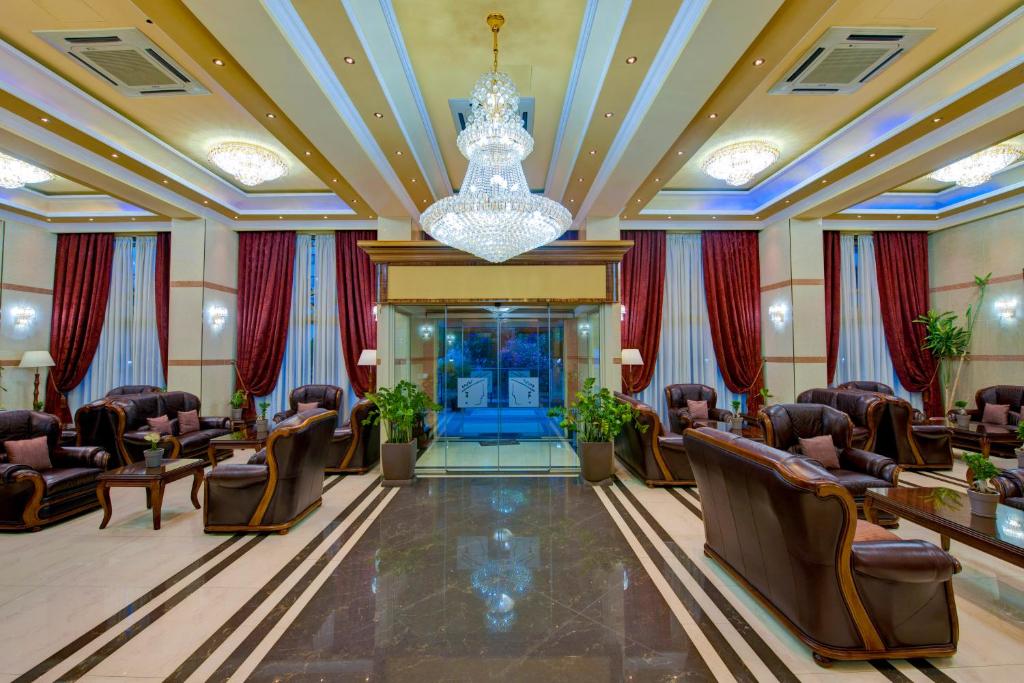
xmin=1 ymin=282 xmax=53 ymax=295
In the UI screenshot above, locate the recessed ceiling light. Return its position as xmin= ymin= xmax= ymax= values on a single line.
xmin=304 ymin=151 xmax=311 ymax=156
xmin=323 ymin=215 xmax=329 ymax=219
xmin=88 ymin=218 xmax=94 ymax=221
xmin=869 ymin=152 xmax=876 ymax=158
xmin=373 ymin=112 xmax=384 ymax=119
xmin=578 ymin=177 xmax=584 ymax=182
xmin=411 ymin=178 xmax=416 ymax=183
xmin=569 ymin=198 xmax=575 ymax=203
xmin=677 ymin=150 xmax=684 ymax=156
xmin=110 ymin=153 xmax=118 ymax=158
xmin=654 ymin=177 xmax=660 ymax=182
xmin=234 ymin=215 xmax=239 ymax=219
xmin=203 ymin=199 xmax=208 ymax=204
xmin=821 ymin=179 xmax=827 ymax=184
xmin=932 ymin=117 xmax=942 ymax=123
xmin=708 ymin=113 xmax=718 ymax=119
xmin=712 ymin=215 xmax=717 ymax=220
xmin=162 ymin=179 xmax=169 ymax=184
xmin=755 ymin=215 xmax=760 ymax=219
xmin=625 ymin=56 xmax=637 ymax=64
xmin=332 ymin=178 xmax=338 ymax=183
xmin=784 ymin=199 xmax=790 ymax=204
xmin=40 ymin=117 xmax=49 ymax=123
xmin=396 ymin=150 xmax=403 ymax=156
xmin=753 ymin=58 xmax=766 ymax=66
xmin=212 ymin=58 xmax=225 ymax=66
xmin=266 ymin=112 xmax=276 ymax=119
xmin=667 ymin=215 xmax=673 ymax=219
xmin=130 ymin=217 xmax=135 ymax=221
xmin=636 ymin=199 xmax=641 ymax=203
xmin=344 ymin=56 xmax=355 ymax=65
xmin=589 ymin=149 xmax=596 ymax=155
xmin=422 ymin=198 xmax=427 ymax=203
xmin=603 ymin=112 xmax=614 ymax=118
xmin=278 ymin=215 xmax=283 ymax=219
xmin=856 ymin=214 xmax=862 ymax=218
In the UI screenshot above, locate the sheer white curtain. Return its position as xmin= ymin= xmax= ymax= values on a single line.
xmin=260 ymin=234 xmax=351 ymax=420
xmin=68 ymin=236 xmax=164 ymax=413
xmin=835 ymin=234 xmax=922 ymax=409
xmin=639 ymin=234 xmax=742 ymax=424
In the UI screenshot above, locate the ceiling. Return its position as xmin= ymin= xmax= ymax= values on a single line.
xmin=0 ymin=0 xmax=1021 ymax=232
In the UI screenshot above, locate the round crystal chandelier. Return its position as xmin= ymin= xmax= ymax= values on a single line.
xmin=0 ymin=153 xmax=54 ymax=189
xmin=701 ymin=140 xmax=780 ymax=186
xmin=420 ymin=13 xmax=570 ymax=263
xmin=208 ymin=142 xmax=287 ymax=187
xmin=929 ymin=143 xmax=1024 ymax=187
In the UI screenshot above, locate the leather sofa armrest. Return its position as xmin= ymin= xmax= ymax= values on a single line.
xmin=840 ymin=448 xmax=899 ymax=484
xmin=52 ymin=446 xmax=111 ymax=470
xmin=708 ymin=408 xmax=733 ymax=422
xmin=207 ymin=463 xmax=268 ymax=487
xmin=0 ymin=462 xmax=37 ymax=483
xmin=910 ymin=425 xmax=951 ymax=437
xmin=1009 ymin=411 xmax=1021 ymax=426
xmin=272 ymin=410 xmax=295 ymax=424
xmin=993 ymin=469 xmax=1024 ymax=500
xmin=851 ymin=540 xmax=960 ymax=583
xmin=668 ymin=408 xmax=692 ymax=435
xmin=200 ymin=416 xmax=231 ymax=430
xmin=657 ymin=435 xmax=686 ymax=454
xmin=248 ymin=449 xmax=268 ymax=465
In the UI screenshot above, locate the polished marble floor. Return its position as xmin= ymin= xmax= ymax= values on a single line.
xmin=417 ymin=438 xmax=578 ymax=470
xmin=0 ymin=450 xmax=1022 ymax=682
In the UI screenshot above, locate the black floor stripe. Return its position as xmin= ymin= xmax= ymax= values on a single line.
xmin=665 ymin=486 xmax=702 ymax=519
xmin=914 ymin=471 xmax=968 ymax=490
xmin=909 ymin=657 xmax=958 ymax=682
xmin=871 ymin=659 xmax=915 ymax=682
xmin=602 ymin=487 xmax=759 ymax=682
xmin=166 ymin=475 xmax=383 ymax=682
xmin=611 ymin=479 xmax=801 ymax=683
xmin=206 ymin=485 xmax=393 ymax=681
xmin=11 ymin=534 xmax=244 ymax=683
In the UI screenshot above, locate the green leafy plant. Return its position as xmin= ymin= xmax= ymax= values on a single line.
xmin=257 ymin=401 xmax=270 ymax=420
xmin=953 ymin=399 xmax=968 ymax=413
xmin=730 ymin=399 xmax=742 ymax=413
xmin=1016 ymin=421 xmax=1024 ymax=442
xmin=963 ymin=452 xmax=999 ymax=494
xmin=144 ymin=431 xmax=162 ymax=449
xmin=32 ymin=400 xmax=44 ymax=411
xmin=363 ymin=380 xmax=440 ymax=444
xmin=758 ymin=387 xmax=773 ymax=406
xmin=548 ymin=377 xmax=646 ymax=443
xmin=915 ymin=273 xmax=990 ymax=412
xmin=229 ymin=390 xmax=246 ymax=409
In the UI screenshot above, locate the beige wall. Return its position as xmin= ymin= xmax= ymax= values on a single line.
xmin=0 ymin=220 xmax=57 ymax=410
xmin=929 ymin=208 xmax=1024 ymax=405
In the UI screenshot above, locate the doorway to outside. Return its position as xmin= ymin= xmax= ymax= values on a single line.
xmin=390 ymin=304 xmax=603 ymax=472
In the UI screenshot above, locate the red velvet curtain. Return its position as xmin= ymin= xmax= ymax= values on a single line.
xmin=873 ymin=232 xmax=942 ymax=416
xmin=701 ymin=231 xmax=764 ymax=409
xmin=336 ymin=230 xmax=377 ymax=397
xmin=620 ymin=230 xmax=665 ymax=393
xmin=236 ymin=232 xmax=295 ymax=414
xmin=155 ymin=232 xmax=171 ymax=379
xmin=823 ymin=231 xmax=841 ymax=384
xmin=46 ymin=233 xmax=115 ymax=422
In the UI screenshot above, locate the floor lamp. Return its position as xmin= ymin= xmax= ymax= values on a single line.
xmin=621 ymin=348 xmax=643 ymax=397
xmin=19 ymin=350 xmax=55 ymax=409
xmin=358 ymin=349 xmax=378 ymax=393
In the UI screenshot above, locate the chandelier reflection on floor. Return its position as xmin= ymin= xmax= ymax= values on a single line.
xmin=420 ymin=13 xmax=571 ymax=263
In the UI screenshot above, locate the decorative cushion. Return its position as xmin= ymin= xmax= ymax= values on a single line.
xmin=5 ymin=436 xmax=52 ymax=471
xmin=147 ymin=415 xmax=173 ymax=435
xmin=982 ymin=403 xmax=1010 ymax=425
xmin=686 ymin=400 xmax=709 ymax=420
xmin=178 ymin=410 xmax=200 ymax=435
xmin=798 ymin=435 xmax=840 ymax=469
xmin=854 ymin=520 xmax=900 ymax=543
xmin=297 ymin=401 xmax=320 ymax=413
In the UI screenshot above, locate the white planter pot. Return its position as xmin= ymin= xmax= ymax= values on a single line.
xmin=1016 ymin=447 xmax=1024 ymax=469
xmin=231 ymin=408 xmax=243 ymax=421
xmin=968 ymin=489 xmax=999 ymax=518
xmin=144 ymin=448 xmax=164 ymax=468
xmin=955 ymin=413 xmax=971 ymax=429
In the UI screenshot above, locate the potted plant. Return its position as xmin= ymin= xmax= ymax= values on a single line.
xmin=143 ymin=431 xmax=164 ymax=468
xmin=952 ymin=400 xmax=970 ymax=429
xmin=32 ymin=400 xmax=44 ymax=412
xmin=1016 ymin=422 xmax=1024 ymax=468
xmin=963 ymin=452 xmax=1000 ymax=518
xmin=255 ymin=401 xmax=270 ymax=439
xmin=229 ymin=390 xmax=246 ymax=421
xmin=729 ymin=399 xmax=743 ymax=432
xmin=364 ymin=380 xmax=440 ymax=487
xmin=548 ymin=377 xmax=645 ymax=486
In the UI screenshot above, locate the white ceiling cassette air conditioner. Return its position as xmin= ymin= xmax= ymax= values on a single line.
xmin=771 ymin=27 xmax=933 ymax=95
xmin=34 ymin=28 xmax=208 ymax=97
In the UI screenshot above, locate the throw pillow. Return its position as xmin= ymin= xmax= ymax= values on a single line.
xmin=5 ymin=436 xmax=52 ymax=471
xmin=297 ymin=401 xmax=320 ymax=413
xmin=981 ymin=403 xmax=1010 ymax=425
xmin=686 ymin=400 xmax=709 ymax=420
xmin=798 ymin=435 xmax=841 ymax=469
xmin=178 ymin=410 xmax=200 ymax=435
xmin=147 ymin=415 xmax=173 ymax=435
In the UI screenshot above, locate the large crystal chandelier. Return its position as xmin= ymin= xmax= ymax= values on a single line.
xmin=701 ymin=140 xmax=780 ymax=186
xmin=421 ymin=13 xmax=570 ymax=263
xmin=929 ymin=143 xmax=1024 ymax=187
xmin=0 ymin=153 xmax=54 ymax=189
xmin=208 ymin=142 xmax=287 ymax=187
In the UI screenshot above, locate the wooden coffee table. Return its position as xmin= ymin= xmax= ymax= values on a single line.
xmin=207 ymin=428 xmax=268 ymax=464
xmin=947 ymin=421 xmax=1020 ymax=458
xmin=96 ymin=459 xmax=204 ymax=530
xmin=864 ymin=486 xmax=1024 ymax=569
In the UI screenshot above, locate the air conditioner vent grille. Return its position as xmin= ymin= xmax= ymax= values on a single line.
xmin=803 ymin=47 xmax=889 ymax=84
xmin=82 ymin=49 xmax=177 ymax=87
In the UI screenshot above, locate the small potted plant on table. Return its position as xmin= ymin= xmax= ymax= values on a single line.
xmin=953 ymin=400 xmax=970 ymax=429
xmin=229 ymin=390 xmax=246 ymax=422
xmin=1016 ymin=422 xmax=1024 ymax=468
xmin=548 ymin=377 xmax=644 ymax=486
xmin=143 ymin=431 xmax=164 ymax=468
xmin=255 ymin=401 xmax=270 ymax=439
xmin=364 ymin=380 xmax=440 ymax=487
xmin=729 ymin=399 xmax=743 ymax=432
xmin=963 ymin=452 xmax=1000 ymax=518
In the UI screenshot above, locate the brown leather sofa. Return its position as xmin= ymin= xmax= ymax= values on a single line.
xmin=328 ymin=399 xmax=380 ymax=473
xmin=760 ymin=403 xmax=900 ymax=524
xmin=797 ymin=388 xmax=885 ymax=450
xmin=837 ymin=381 xmax=929 ymax=423
xmin=992 ymin=469 xmax=1024 ymax=511
xmin=272 ymin=384 xmax=344 ymax=424
xmin=873 ymin=397 xmax=953 ymax=470
xmin=950 ymin=385 xmax=1023 ymax=457
xmin=1 ymin=410 xmax=112 ymax=531
xmin=614 ymin=393 xmax=695 ymax=486
xmin=204 ymin=409 xmax=335 ymax=533
xmin=684 ymin=426 xmax=960 ymax=665
xmin=105 ymin=385 xmax=162 ymax=397
xmin=663 ymin=383 xmax=733 ymax=435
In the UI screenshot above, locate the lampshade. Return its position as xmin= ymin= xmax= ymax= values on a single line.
xmin=19 ymin=350 xmax=55 ymax=368
xmin=357 ymin=349 xmax=378 ymax=367
xmin=620 ymin=348 xmax=643 ymax=366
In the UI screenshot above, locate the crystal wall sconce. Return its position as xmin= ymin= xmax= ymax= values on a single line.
xmin=11 ymin=305 xmax=36 ymax=329
xmin=995 ymin=298 xmax=1017 ymax=323
xmin=768 ymin=302 xmax=788 ymax=328
xmin=207 ymin=304 xmax=228 ymax=330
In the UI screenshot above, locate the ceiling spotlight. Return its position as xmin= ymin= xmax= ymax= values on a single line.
xmin=162 ymin=179 xmax=169 ymax=184
xmin=603 ymin=112 xmax=614 ymax=118
xmin=323 ymin=215 xmax=329 ymax=219
xmin=212 ymin=58 xmax=225 ymax=66
xmin=784 ymin=199 xmax=791 ymax=203
xmin=712 ymin=215 xmax=717 ymax=220
xmin=932 ymin=117 xmax=942 ymax=123
xmin=265 ymin=112 xmax=276 ymax=119
xmin=332 ymin=178 xmax=338 ymax=183
xmin=40 ymin=117 xmax=49 ymax=123
xmin=411 ymin=178 xmax=417 ymax=182
xmin=396 ymin=150 xmax=403 ymax=156
xmin=636 ymin=198 xmax=641 ymax=203
xmin=569 ymin=198 xmax=575 ymax=203
xmin=654 ymin=177 xmax=660 ymax=182
xmin=868 ymin=152 xmax=876 ymax=158
xmin=589 ymin=149 xmax=596 ymax=155
xmin=821 ymin=179 xmax=828 ymax=184
xmin=708 ymin=113 xmax=718 ymax=119
xmin=677 ymin=150 xmax=684 ymax=156
xmin=208 ymin=142 xmax=288 ymax=186
xmin=625 ymin=56 xmax=637 ymax=64
xmin=344 ymin=56 xmax=355 ymax=65
xmin=701 ymin=140 xmax=780 ymax=186
xmin=88 ymin=218 xmax=94 ymax=221
xmin=203 ymin=199 xmax=209 ymax=204
xmin=304 ymin=151 xmax=311 ymax=156
xmin=110 ymin=153 xmax=119 ymax=158
xmin=929 ymin=143 xmax=1024 ymax=187
xmin=753 ymin=57 xmax=766 ymax=66
xmin=373 ymin=112 xmax=384 ymax=119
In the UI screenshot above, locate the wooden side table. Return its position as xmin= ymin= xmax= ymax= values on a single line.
xmin=96 ymin=459 xmax=204 ymax=530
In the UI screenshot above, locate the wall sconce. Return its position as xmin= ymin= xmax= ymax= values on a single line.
xmin=418 ymin=324 xmax=433 ymax=340
xmin=620 ymin=304 xmax=627 ymax=322
xmin=446 ymin=333 xmax=456 ymax=346
xmin=995 ymin=298 xmax=1018 ymax=323
xmin=372 ymin=304 xmax=379 ymax=322
xmin=768 ymin=302 xmax=788 ymax=329
xmin=11 ymin=305 xmax=36 ymax=329
xmin=577 ymin=321 xmax=591 ymax=336
xmin=207 ymin=304 xmax=228 ymax=330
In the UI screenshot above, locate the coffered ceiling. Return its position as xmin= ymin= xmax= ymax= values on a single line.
xmin=0 ymin=0 xmax=1021 ymax=232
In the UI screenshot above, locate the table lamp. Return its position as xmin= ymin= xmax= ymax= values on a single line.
xmin=621 ymin=348 xmax=643 ymax=396
xmin=358 ymin=349 xmax=378 ymax=392
xmin=19 ymin=350 xmax=55 ymax=408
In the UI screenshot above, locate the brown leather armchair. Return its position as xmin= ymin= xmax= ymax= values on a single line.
xmin=100 ymin=391 xmax=230 ymax=465
xmin=614 ymin=393 xmax=695 ymax=486
xmin=837 ymin=381 xmax=930 ymax=424
xmin=950 ymin=385 xmax=1023 ymax=457
xmin=327 ymin=399 xmax=380 ymax=473
xmin=105 ymin=385 xmax=162 ymax=397
xmin=272 ymin=384 xmax=344 ymax=424
xmin=204 ymin=409 xmax=335 ymax=533
xmin=872 ymin=397 xmax=953 ymax=470
xmin=1 ymin=411 xmax=112 ymax=531
xmin=663 ymin=383 xmax=733 ymax=435
xmin=760 ymin=404 xmax=900 ymax=524
xmin=684 ymin=426 xmax=960 ymax=665
xmin=797 ymin=388 xmax=885 ymax=450
xmin=992 ymin=469 xmax=1024 ymax=511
